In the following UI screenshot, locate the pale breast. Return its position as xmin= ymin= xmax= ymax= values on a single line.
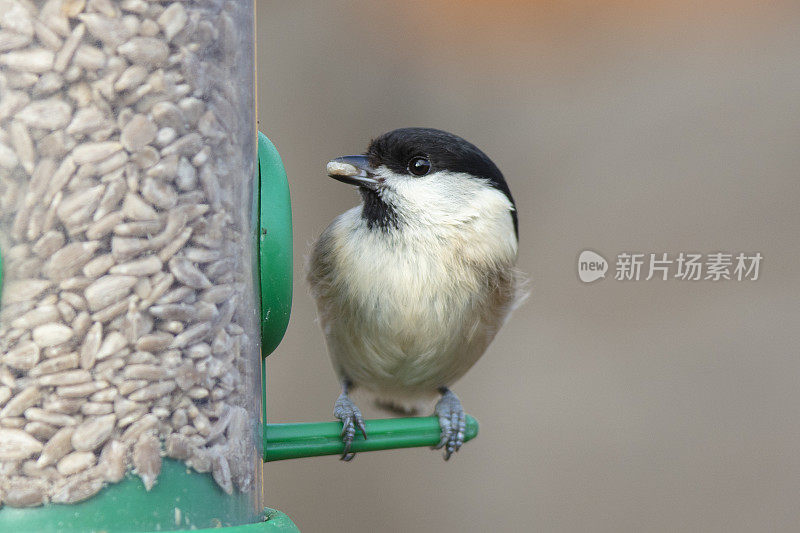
xmin=308 ymin=207 xmax=519 ymax=396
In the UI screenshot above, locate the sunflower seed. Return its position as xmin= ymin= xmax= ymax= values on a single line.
xmin=78 ymin=13 xmax=131 ymax=48
xmin=53 ymin=21 xmax=84 ymax=72
xmin=188 ymin=447 xmax=211 ymax=473
xmin=80 ymin=401 xmax=113 ymax=415
xmin=141 ymin=178 xmax=177 ymax=210
xmin=110 ymin=256 xmax=162 ymax=276
xmin=51 ymin=472 xmax=104 ymax=504
xmin=123 ymin=364 xmax=166 ymax=381
xmin=114 ymin=64 xmax=146 ymax=92
xmin=185 ymin=247 xmax=220 ymax=263
xmin=66 ymin=106 xmax=106 ymax=137
xmin=42 ymin=396 xmax=83 ymax=415
xmin=137 ymin=18 xmax=159 ymax=37
xmin=0 ymin=141 xmax=20 ymax=168
xmin=56 ymin=184 xmax=105 ymax=228
xmin=71 ymin=141 xmax=122 ymax=165
xmin=155 ymin=126 xmax=176 ymax=147
xmin=118 ymin=37 xmax=168 ymax=66
xmin=29 ymin=353 xmax=79 ymax=377
xmin=74 ymin=42 xmax=106 ymax=69
xmin=36 ymin=369 xmax=90 ymax=387
xmin=95 ymin=331 xmax=127 ymax=360
xmin=90 ymin=388 xmax=117 ymax=403
xmin=161 ymin=132 xmax=203 ymax=158
xmin=0 ymin=47 xmax=54 ymax=72
xmin=3 ymin=279 xmax=52 ymax=305
xmin=59 ymin=276 xmax=93 ymax=291
xmin=120 ymin=413 xmax=157 ymax=443
xmin=61 ymin=292 xmax=87 ymax=312
xmin=132 ymin=432 xmax=161 ymax=491
xmin=111 ymin=236 xmax=150 ymax=261
xmin=157 ymin=3 xmax=186 ymax=41
xmin=62 ymin=0 xmax=87 ymax=18
xmin=79 ymin=322 xmax=102 ymax=369
xmin=128 ymin=381 xmax=176 ymax=402
xmin=25 ymin=420 xmax=59 ymax=441
xmin=157 ymin=227 xmax=192 ymax=262
xmin=164 ymin=432 xmax=192 ymax=460
xmin=91 ymin=295 xmax=134 ymax=323
xmin=11 ymin=305 xmax=59 ymax=329
xmin=169 ymin=322 xmax=211 ymax=349
xmin=122 ymin=192 xmax=158 ymax=220
xmin=84 ymin=275 xmax=137 ymax=311
xmin=95 ymin=150 xmax=129 ymax=175
xmin=0 ymin=30 xmax=32 ymax=51
xmin=120 ymin=113 xmax=157 ymax=152
xmin=168 ymin=256 xmax=211 ymax=289
xmin=145 ymin=152 xmax=178 ymax=178
xmin=3 ymin=341 xmax=41 ymax=370
xmin=98 ymin=439 xmax=127 ymax=482
xmin=114 ymin=396 xmax=141 ymax=418
xmin=111 ymin=220 xmax=162 ymax=238
xmin=72 ymin=414 xmax=115 ymax=451
xmin=56 ymin=451 xmax=96 ymax=475
xmin=0 ymin=386 xmax=41 ymax=418
xmin=72 ymin=311 xmax=92 ymax=338
xmin=55 ymin=380 xmax=109 ymax=398
xmin=3 ymin=477 xmax=47 ymax=507
xmin=81 ymin=254 xmax=115 ymax=279
xmin=131 ymin=331 xmax=171 ymax=353
xmin=57 ymin=300 xmax=77 ymax=323
xmin=32 ymin=323 xmax=73 ymax=347
xmin=42 ymin=241 xmax=100 ymax=280
xmin=0 ymin=386 xmax=11 ymax=406
xmin=0 ymin=428 xmax=44 ymax=461
xmin=16 ymin=97 xmax=72 ymax=130
xmin=44 ymin=157 xmax=77 ymax=203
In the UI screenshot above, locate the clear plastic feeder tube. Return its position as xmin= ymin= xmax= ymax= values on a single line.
xmin=0 ymin=0 xmax=260 ymax=527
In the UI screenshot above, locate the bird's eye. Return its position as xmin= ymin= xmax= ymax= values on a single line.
xmin=407 ymin=156 xmax=431 ymax=176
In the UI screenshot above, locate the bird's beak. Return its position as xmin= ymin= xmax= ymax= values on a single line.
xmin=326 ymin=155 xmax=380 ymax=190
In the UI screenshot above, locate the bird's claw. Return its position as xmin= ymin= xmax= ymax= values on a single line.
xmin=433 ymin=389 xmax=466 ymax=460
xmin=334 ymin=392 xmax=367 ymax=461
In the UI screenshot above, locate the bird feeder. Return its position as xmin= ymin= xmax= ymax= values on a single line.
xmin=0 ymin=2 xmax=477 ymax=531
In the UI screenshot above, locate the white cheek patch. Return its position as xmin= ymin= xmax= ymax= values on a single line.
xmin=373 ymin=169 xmax=517 ymax=265
xmin=381 ymin=169 xmax=513 ymax=225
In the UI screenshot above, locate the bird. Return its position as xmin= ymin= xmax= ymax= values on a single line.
xmin=307 ymin=127 xmax=524 ymax=460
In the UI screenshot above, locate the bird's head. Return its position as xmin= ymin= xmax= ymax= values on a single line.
xmin=326 ymin=128 xmax=518 ymax=239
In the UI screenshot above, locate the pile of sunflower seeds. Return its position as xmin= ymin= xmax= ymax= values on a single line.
xmin=0 ymin=0 xmax=258 ymax=507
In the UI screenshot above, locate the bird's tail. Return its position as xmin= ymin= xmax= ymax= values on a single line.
xmin=373 ymin=397 xmax=422 ymax=416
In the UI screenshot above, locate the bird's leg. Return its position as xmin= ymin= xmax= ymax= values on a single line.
xmin=433 ymin=387 xmax=466 ymax=460
xmin=333 ymin=380 xmax=367 ymax=461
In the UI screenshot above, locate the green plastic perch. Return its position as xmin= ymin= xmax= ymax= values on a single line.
xmin=264 ymin=415 xmax=479 ymax=462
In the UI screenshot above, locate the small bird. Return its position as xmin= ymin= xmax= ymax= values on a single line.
xmin=308 ymin=128 xmax=524 ymax=460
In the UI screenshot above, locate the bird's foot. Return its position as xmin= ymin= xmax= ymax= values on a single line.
xmin=433 ymin=388 xmax=466 ymax=460
xmin=334 ymin=392 xmax=367 ymax=461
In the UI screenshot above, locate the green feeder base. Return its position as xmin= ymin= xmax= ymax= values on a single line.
xmin=0 ymin=459 xmax=298 ymax=532
xmin=224 ymin=509 xmax=300 ymax=533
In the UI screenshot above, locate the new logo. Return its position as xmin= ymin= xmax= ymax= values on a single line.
xmin=578 ymin=250 xmax=608 ymax=283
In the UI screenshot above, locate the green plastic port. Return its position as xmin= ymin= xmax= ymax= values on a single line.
xmin=257 ymin=132 xmax=293 ymax=358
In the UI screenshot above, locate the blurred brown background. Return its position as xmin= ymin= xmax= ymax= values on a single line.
xmin=256 ymin=1 xmax=800 ymax=531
